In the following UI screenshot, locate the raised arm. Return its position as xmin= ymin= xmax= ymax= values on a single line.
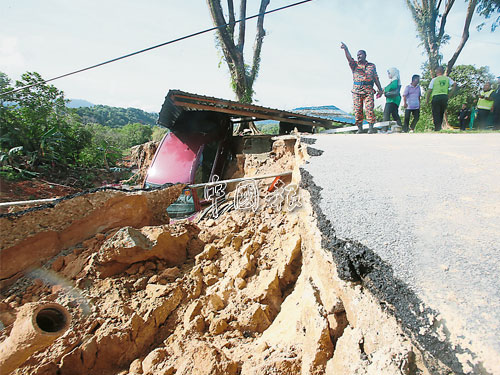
xmin=340 ymin=42 xmax=354 ymax=64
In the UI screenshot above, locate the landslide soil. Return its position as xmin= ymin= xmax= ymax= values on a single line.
xmin=0 ymin=137 xmax=431 ymax=375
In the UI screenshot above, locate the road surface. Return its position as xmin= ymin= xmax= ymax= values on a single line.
xmin=301 ymin=133 xmax=500 ymax=374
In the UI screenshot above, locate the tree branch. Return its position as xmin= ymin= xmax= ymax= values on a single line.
xmin=206 ymin=0 xmax=238 ymax=65
xmin=237 ymin=0 xmax=246 ymax=52
xmin=446 ymin=0 xmax=478 ymax=74
xmin=227 ymin=0 xmax=235 ymax=37
xmin=438 ymin=0 xmax=456 ymax=40
xmin=250 ymin=0 xmax=270 ymax=85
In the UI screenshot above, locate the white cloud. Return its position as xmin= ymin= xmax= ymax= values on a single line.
xmin=0 ymin=35 xmax=25 ymax=74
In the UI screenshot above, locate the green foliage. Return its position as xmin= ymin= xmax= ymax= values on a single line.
xmin=0 ymin=72 xmax=91 ymax=168
xmin=0 ymin=71 xmax=158 ymax=184
xmin=151 ymin=126 xmax=168 ymax=142
xmin=417 ymin=64 xmax=495 ymax=129
xmin=75 ymin=105 xmax=158 ymax=127
xmin=476 ymin=0 xmax=500 ymax=31
xmin=119 ymin=123 xmax=153 ymax=148
xmin=255 ymin=121 xmax=279 ymax=134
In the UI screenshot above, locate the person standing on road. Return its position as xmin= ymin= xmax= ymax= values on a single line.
xmin=476 ymin=82 xmax=495 ymax=130
xmin=341 ymin=42 xmax=383 ymax=134
xmin=492 ymin=76 xmax=500 ymax=130
xmin=458 ymin=103 xmax=471 ymax=131
xmin=382 ymin=67 xmax=403 ymax=133
xmin=426 ymin=66 xmax=457 ymax=131
xmin=402 ymin=74 xmax=421 ymax=133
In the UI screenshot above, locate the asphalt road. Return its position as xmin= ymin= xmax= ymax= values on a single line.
xmin=302 ymin=133 xmax=500 ymax=374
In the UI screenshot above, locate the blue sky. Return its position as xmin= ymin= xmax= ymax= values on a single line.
xmin=1 ymin=0 xmax=499 ymax=113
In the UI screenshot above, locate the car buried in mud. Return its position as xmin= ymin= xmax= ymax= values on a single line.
xmin=143 ymin=90 xmax=338 ymax=220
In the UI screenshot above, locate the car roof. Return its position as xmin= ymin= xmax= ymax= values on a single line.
xmin=144 ymin=131 xmax=211 ymax=185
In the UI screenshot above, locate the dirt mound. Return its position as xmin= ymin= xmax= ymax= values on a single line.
xmin=0 ymin=135 xmax=438 ymax=375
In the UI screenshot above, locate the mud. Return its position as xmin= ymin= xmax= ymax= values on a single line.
xmin=0 ymin=135 xmax=456 ymax=375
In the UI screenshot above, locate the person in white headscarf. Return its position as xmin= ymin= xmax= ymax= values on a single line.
xmin=382 ymin=67 xmax=402 ymax=132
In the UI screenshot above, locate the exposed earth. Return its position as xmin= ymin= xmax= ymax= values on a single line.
xmin=0 ymin=135 xmax=487 ymax=374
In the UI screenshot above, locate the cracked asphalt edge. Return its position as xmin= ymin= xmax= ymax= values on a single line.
xmin=299 ymin=166 xmax=489 ymax=375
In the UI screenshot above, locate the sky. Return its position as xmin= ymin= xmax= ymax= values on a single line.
xmin=1 ymin=0 xmax=499 ymax=114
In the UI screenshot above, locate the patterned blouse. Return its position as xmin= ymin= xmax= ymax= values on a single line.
xmin=349 ymin=60 xmax=378 ymax=94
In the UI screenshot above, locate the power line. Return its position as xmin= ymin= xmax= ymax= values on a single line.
xmin=1 ymin=0 xmax=313 ymax=97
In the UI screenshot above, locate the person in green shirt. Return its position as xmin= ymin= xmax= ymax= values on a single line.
xmin=426 ymin=66 xmax=457 ymax=131
xmin=382 ymin=67 xmax=402 ymax=132
xmin=476 ymin=82 xmax=494 ymax=130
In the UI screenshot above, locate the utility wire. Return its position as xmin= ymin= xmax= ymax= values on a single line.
xmin=2 ymin=0 xmax=313 ymax=97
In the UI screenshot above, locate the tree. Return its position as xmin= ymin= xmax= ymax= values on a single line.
xmin=417 ymin=64 xmax=494 ymax=130
xmin=406 ymin=0 xmax=500 ymax=76
xmin=206 ymin=0 xmax=270 ymax=104
xmin=0 ymin=72 xmax=90 ymax=168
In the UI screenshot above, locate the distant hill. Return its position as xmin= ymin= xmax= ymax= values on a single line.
xmin=67 ymin=99 xmax=95 ymax=108
xmin=74 ymin=105 xmax=159 ymax=128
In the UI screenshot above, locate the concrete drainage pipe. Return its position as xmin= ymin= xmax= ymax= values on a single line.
xmin=0 ymin=302 xmax=71 ymax=374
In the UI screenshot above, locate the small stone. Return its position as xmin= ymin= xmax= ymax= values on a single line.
xmin=160 ymin=267 xmax=181 ymax=279
xmin=148 ymin=275 xmax=159 ymax=284
xmin=235 ymin=278 xmax=247 ymax=289
xmin=188 ymin=315 xmax=205 ymax=333
xmin=205 ymin=219 xmax=216 ymax=227
xmin=95 ymin=233 xmax=106 ymax=241
xmin=195 ymin=244 xmax=219 ymax=262
xmin=202 ymin=264 xmax=219 ymax=276
xmin=129 ymin=358 xmax=143 ymax=374
xmin=207 ymin=294 xmax=225 ymax=311
xmin=184 ymin=300 xmax=203 ymax=326
xmin=205 ymin=275 xmax=218 ymax=286
xmin=232 ymin=236 xmax=243 ymax=251
xmin=209 ymin=318 xmax=228 ymax=335
xmin=51 ymin=285 xmax=64 ymax=294
xmin=51 ymin=257 xmax=65 ymax=272
xmin=33 ymin=278 xmax=44 ymax=287
xmin=126 ymin=263 xmax=142 ymax=275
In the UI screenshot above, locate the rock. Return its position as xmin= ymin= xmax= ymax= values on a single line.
xmin=246 ymin=269 xmax=282 ymax=315
xmin=232 ymin=236 xmax=243 ymax=251
xmin=95 ymin=224 xmax=192 ymax=278
xmin=187 ymin=315 xmax=205 ymax=333
xmin=195 ymin=244 xmax=219 ymax=262
xmin=51 ymin=256 xmax=65 ymax=272
xmin=202 ymin=264 xmax=219 ymax=276
xmin=184 ymin=300 xmax=202 ymax=327
xmin=129 ymin=358 xmax=143 ymax=374
xmin=235 ymin=278 xmax=247 ymax=289
xmin=174 ymin=342 xmax=238 ymax=375
xmin=206 ymin=294 xmax=225 ymax=312
xmin=160 ymin=267 xmax=181 ymax=279
xmin=209 ymin=317 xmax=228 ymax=335
xmin=142 ymin=348 xmax=168 ymax=375
xmin=238 ymin=304 xmax=271 ymax=333
xmin=126 ymin=263 xmax=142 ymax=275
xmin=148 ymin=275 xmax=159 ymax=284
xmin=204 ymin=275 xmax=218 ymax=286
xmin=51 ymin=284 xmax=64 ymax=294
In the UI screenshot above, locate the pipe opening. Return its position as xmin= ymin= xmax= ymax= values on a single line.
xmin=35 ymin=308 xmax=67 ymax=333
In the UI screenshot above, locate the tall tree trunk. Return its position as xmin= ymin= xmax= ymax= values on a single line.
xmin=206 ymin=0 xmax=270 ymax=105
xmin=446 ymin=0 xmax=478 ymax=75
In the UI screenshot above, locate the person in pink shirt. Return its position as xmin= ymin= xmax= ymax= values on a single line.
xmin=402 ymin=74 xmax=421 ymax=133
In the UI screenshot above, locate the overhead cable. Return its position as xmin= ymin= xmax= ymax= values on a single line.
xmin=1 ymin=0 xmax=313 ymax=96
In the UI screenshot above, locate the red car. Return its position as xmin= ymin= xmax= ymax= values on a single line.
xmin=143 ymin=118 xmax=232 ymax=219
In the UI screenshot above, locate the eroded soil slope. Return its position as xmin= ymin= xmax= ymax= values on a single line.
xmin=0 ymin=136 xmax=435 ymax=375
